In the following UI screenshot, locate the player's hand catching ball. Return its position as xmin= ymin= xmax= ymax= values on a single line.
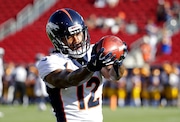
xmin=87 ymin=46 xmax=116 ymax=72
xmin=95 ymin=35 xmax=128 ymax=77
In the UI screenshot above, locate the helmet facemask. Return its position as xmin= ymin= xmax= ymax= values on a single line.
xmin=64 ymin=26 xmax=90 ymax=58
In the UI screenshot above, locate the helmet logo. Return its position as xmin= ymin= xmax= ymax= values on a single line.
xmin=46 ymin=22 xmax=59 ymax=37
xmin=47 ymin=22 xmax=59 ymax=30
xmin=68 ymin=24 xmax=82 ymax=35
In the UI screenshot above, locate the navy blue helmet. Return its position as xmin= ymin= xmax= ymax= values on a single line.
xmin=46 ymin=8 xmax=90 ymax=58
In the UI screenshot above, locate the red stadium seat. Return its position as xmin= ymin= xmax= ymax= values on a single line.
xmin=0 ymin=0 xmax=33 ymax=24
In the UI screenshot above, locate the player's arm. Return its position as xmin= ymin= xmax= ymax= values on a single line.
xmin=101 ymin=64 xmax=125 ymax=81
xmin=44 ymin=48 xmax=115 ymax=88
xmin=44 ymin=67 xmax=93 ymax=88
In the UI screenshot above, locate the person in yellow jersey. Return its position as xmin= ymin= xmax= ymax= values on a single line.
xmin=117 ymin=67 xmax=128 ymax=107
xmin=168 ymin=63 xmax=179 ymax=106
xmin=140 ymin=65 xmax=151 ymax=107
xmin=149 ymin=68 xmax=162 ymax=107
xmin=130 ymin=68 xmax=142 ymax=107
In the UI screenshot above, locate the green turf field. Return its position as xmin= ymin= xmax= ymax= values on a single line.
xmin=0 ymin=104 xmax=180 ymax=122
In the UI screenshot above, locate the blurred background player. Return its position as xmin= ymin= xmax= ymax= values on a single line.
xmin=0 ymin=47 xmax=5 ymax=103
xmin=12 ymin=63 xmax=28 ymax=105
xmin=130 ymin=67 xmax=142 ymax=107
xmin=117 ymin=67 xmax=128 ymax=107
xmin=0 ymin=47 xmax=5 ymax=118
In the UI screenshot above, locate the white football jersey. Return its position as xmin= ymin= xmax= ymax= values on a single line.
xmin=37 ymin=45 xmax=104 ymax=122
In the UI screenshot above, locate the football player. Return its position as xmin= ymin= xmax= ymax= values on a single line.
xmin=37 ymin=8 xmax=127 ymax=122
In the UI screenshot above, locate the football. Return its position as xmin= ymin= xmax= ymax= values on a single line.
xmin=95 ymin=35 xmax=127 ymax=60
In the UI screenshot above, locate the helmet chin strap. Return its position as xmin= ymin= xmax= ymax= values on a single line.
xmin=61 ymin=48 xmax=69 ymax=54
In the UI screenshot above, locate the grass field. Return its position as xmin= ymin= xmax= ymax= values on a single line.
xmin=0 ymin=104 xmax=180 ymax=122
